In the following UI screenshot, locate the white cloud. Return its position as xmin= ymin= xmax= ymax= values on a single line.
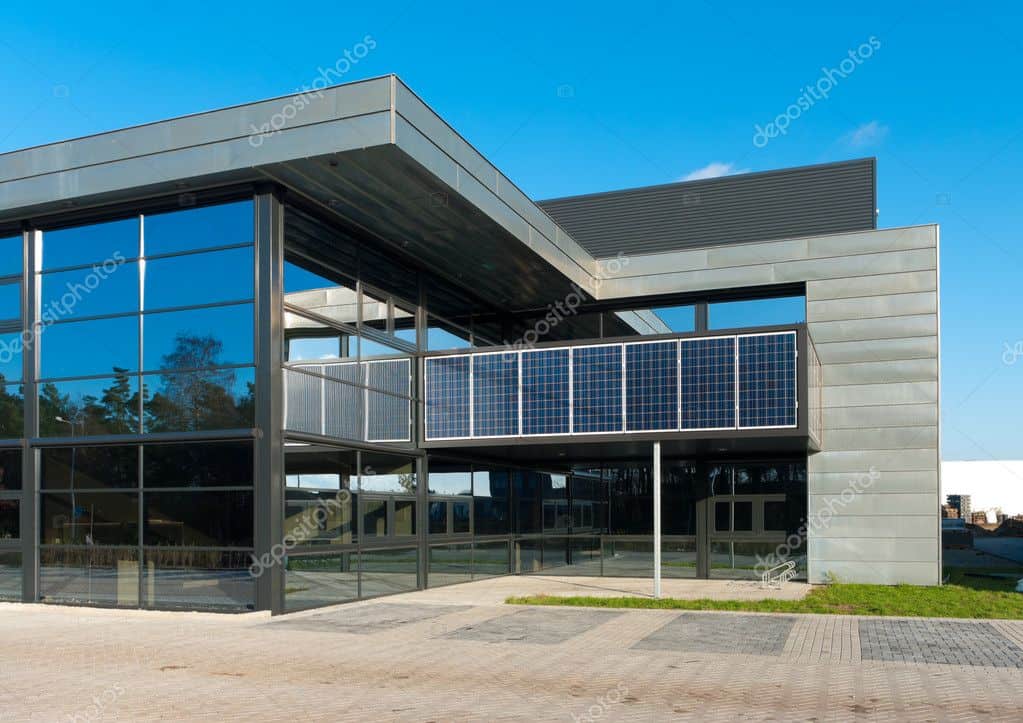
xmin=680 ymin=161 xmax=750 ymax=182
xmin=843 ymin=121 xmax=889 ymax=147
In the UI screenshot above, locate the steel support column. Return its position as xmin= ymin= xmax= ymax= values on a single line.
xmin=653 ymin=440 xmax=661 ymax=599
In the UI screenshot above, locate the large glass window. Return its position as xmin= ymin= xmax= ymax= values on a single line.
xmin=709 ymin=295 xmax=805 ymax=329
xmin=37 ymin=200 xmax=255 ymax=438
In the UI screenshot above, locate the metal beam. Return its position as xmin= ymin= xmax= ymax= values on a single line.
xmin=653 ymin=441 xmax=661 ymax=599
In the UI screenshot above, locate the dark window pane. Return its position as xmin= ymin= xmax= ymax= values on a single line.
xmin=38 ymin=375 xmax=141 ymax=437
xmin=40 ymin=316 xmax=139 ymax=378
xmin=142 ymin=366 xmax=254 ymax=433
xmin=452 ymin=501 xmax=470 ymax=534
xmin=394 ymin=500 xmax=415 ymax=536
xmin=143 ymin=548 xmax=254 ymax=611
xmin=143 ymin=491 xmax=253 ymax=547
xmin=714 ymin=501 xmax=731 ymax=532
xmin=41 ymin=261 xmax=138 ymax=318
xmin=0 ymin=498 xmax=18 ymax=539
xmin=0 ymin=450 xmax=21 ymax=490
xmin=144 ymin=247 xmax=253 ymax=310
xmin=143 ymin=441 xmax=253 ymax=488
xmin=0 ymin=385 xmax=23 ymax=437
xmin=0 ymin=236 xmax=21 ymax=277
xmin=39 ymin=546 xmax=138 ymax=606
xmin=764 ymin=501 xmax=787 ymax=531
xmin=0 ymin=280 xmax=20 ymax=319
xmin=43 ymin=217 xmax=139 ymax=270
xmin=0 ymin=550 xmax=20 ymax=601
xmin=733 ymin=501 xmax=753 ymax=532
xmin=429 ymin=501 xmax=447 ymax=534
xmin=362 ymin=499 xmax=387 ymax=537
xmin=473 ymin=469 xmax=509 ymax=535
xmin=143 ymin=304 xmax=253 ymax=371
xmin=285 ymin=489 xmax=355 ymax=545
xmin=40 ymin=492 xmax=140 ymax=545
xmin=514 ymin=472 xmax=541 ymax=534
xmin=41 ymin=446 xmax=139 ymax=490
xmin=144 ymin=200 xmax=253 ymax=256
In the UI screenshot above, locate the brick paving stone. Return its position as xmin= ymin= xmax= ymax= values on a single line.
xmin=859 ymin=618 xmax=1023 ymax=668
xmin=442 ymin=606 xmax=623 ymax=645
xmin=266 ymin=601 xmax=472 ymax=634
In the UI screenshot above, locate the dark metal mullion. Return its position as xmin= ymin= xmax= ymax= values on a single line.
xmin=138 ymin=215 xmax=145 ymax=609
xmin=21 ymin=227 xmax=38 ymax=602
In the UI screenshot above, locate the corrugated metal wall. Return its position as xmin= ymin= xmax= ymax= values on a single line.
xmin=538 ymin=159 xmax=876 ymax=259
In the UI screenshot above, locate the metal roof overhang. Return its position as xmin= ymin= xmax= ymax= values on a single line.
xmin=0 ymin=75 xmax=598 ymax=311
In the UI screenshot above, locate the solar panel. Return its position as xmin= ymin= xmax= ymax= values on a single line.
xmin=680 ymin=337 xmax=736 ymax=429
xmin=323 ymin=361 xmax=365 ymax=440
xmin=625 ymin=341 xmax=679 ymax=431
xmin=572 ymin=345 xmax=623 ymax=433
xmin=738 ymin=332 xmax=797 ymax=428
xmin=366 ymin=359 xmax=410 ymax=442
xmin=472 ymin=352 xmax=520 ymax=437
xmin=425 ymin=356 xmax=470 ymax=439
xmin=284 ymin=366 xmax=322 ymax=435
xmin=521 ymin=348 xmax=570 ymax=435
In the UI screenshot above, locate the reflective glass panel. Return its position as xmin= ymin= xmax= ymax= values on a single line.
xmin=0 ymin=498 xmax=18 ymax=539
xmin=38 ymin=375 xmax=141 ymax=436
xmin=40 ymin=316 xmax=139 ymax=378
xmin=394 ymin=500 xmax=415 ymax=536
xmin=142 ymin=366 xmax=254 ymax=433
xmin=360 ymin=451 xmax=416 ymax=494
xmin=710 ymin=296 xmax=805 ymax=329
xmin=0 ymin=236 xmax=21 ymax=277
xmin=144 ymin=246 xmax=253 ymax=310
xmin=41 ymin=261 xmax=139 ymax=318
xmin=143 ymin=441 xmax=253 ymax=488
xmin=39 ymin=546 xmax=139 ymax=606
xmin=0 ymin=550 xmax=20 ymax=601
xmin=0 ymin=333 xmax=21 ymax=383
xmin=0 ymin=280 xmax=20 ymax=319
xmin=144 ymin=200 xmax=253 ymax=256
xmin=40 ymin=445 xmax=139 ymax=490
xmin=143 ymin=303 xmax=253 ymax=371
xmin=0 ymin=450 xmax=21 ymax=491
xmin=143 ymin=549 xmax=254 ymax=611
xmin=42 ymin=217 xmax=139 ymax=270
xmin=0 ymin=385 xmax=24 ymax=438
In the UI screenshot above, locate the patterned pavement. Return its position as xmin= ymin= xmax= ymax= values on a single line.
xmin=2 ymin=588 xmax=1023 ymax=721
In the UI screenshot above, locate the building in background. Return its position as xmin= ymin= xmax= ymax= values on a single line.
xmin=948 ymin=494 xmax=973 ymax=522
xmin=0 ymin=76 xmax=941 ymax=613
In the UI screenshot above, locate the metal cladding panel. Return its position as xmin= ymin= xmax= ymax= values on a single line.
xmin=537 ymin=159 xmax=875 ymax=259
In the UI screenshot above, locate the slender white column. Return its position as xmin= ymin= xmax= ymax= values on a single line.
xmin=653 ymin=441 xmax=662 ymax=599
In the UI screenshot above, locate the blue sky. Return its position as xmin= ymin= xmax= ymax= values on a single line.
xmin=1 ymin=1 xmax=1020 ymax=460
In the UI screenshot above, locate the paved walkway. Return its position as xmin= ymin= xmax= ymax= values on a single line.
xmin=3 ymin=578 xmax=1023 ymax=721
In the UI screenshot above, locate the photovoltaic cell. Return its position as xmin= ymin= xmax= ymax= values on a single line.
xmin=680 ymin=337 xmax=736 ymax=429
xmin=284 ymin=366 xmax=322 ymax=435
xmin=625 ymin=341 xmax=678 ymax=431
xmin=572 ymin=345 xmax=622 ymax=433
xmin=521 ymin=349 xmax=569 ymax=435
xmin=323 ymin=361 xmax=365 ymax=440
xmin=425 ymin=356 xmax=470 ymax=439
xmin=738 ymin=333 xmax=797 ymax=428
xmin=472 ymin=353 xmax=519 ymax=437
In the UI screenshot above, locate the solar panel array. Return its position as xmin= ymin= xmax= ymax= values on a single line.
xmin=680 ymin=336 xmax=736 ymax=429
xmin=521 ymin=349 xmax=570 ymax=435
xmin=472 ymin=353 xmax=520 ymax=437
xmin=625 ymin=341 xmax=678 ymax=431
xmin=422 ymin=331 xmax=798 ymax=440
xmin=738 ymin=333 xmax=797 ymax=428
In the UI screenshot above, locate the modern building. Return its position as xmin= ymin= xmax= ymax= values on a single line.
xmin=0 ymin=76 xmax=941 ymax=614
xmin=948 ymin=494 xmax=972 ymax=522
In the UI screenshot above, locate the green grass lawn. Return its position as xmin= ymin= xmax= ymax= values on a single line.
xmin=507 ymin=568 xmax=1023 ymax=619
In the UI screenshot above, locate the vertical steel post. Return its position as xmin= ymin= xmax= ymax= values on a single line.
xmin=653 ymin=441 xmax=661 ymax=599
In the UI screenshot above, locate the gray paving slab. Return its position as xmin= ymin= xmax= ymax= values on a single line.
xmin=859 ymin=618 xmax=1023 ymax=668
xmin=633 ymin=612 xmax=797 ymax=655
xmin=443 ymin=606 xmax=623 ymax=645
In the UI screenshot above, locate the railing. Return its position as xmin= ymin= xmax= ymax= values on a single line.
xmin=424 ymin=330 xmax=799 ymax=442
